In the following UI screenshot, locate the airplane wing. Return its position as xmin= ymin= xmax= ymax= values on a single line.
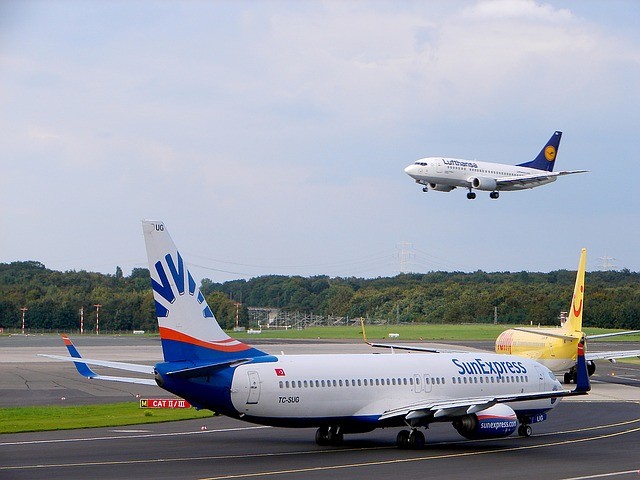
xmin=364 ymin=342 xmax=468 ymax=354
xmin=378 ymin=387 xmax=585 ymax=422
xmin=381 ymin=339 xmax=591 ymax=424
xmin=496 ymin=170 xmax=588 ymax=189
xmin=359 ymin=319 xmax=467 ymax=354
xmin=587 ymin=330 xmax=640 ymax=339
xmin=585 ymin=350 xmax=640 ymax=362
xmin=583 ymin=330 xmax=640 ymax=362
xmin=37 ymin=335 xmax=157 ymax=385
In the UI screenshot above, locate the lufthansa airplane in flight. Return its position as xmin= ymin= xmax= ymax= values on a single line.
xmin=404 ymin=131 xmax=587 ymax=199
xmin=41 ymin=221 xmax=590 ymax=449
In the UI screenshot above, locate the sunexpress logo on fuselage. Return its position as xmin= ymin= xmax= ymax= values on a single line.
xmin=452 ymin=358 xmax=527 ymax=379
xmin=151 ymin=251 xmax=214 ymax=319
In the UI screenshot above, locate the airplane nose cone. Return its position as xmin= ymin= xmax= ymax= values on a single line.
xmin=404 ymin=164 xmax=420 ymax=178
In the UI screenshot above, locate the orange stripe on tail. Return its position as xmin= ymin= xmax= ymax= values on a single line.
xmin=159 ymin=327 xmax=251 ymax=353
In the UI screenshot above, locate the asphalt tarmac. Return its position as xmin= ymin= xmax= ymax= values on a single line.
xmin=1 ymin=335 xmax=639 ymax=480
xmin=1 ymin=402 xmax=639 ymax=480
xmin=1 ymin=335 xmax=639 ymax=406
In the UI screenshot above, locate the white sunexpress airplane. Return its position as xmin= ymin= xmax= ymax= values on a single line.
xmin=41 ymin=221 xmax=590 ymax=449
xmin=404 ymin=131 xmax=588 ymax=199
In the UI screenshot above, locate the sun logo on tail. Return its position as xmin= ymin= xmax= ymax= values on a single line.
xmin=545 ymin=145 xmax=556 ymax=161
xmin=572 ymin=285 xmax=584 ymax=318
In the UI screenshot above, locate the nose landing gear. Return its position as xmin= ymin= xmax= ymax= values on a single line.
xmin=315 ymin=425 xmax=343 ymax=446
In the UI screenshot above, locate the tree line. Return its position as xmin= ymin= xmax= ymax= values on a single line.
xmin=1 ymin=261 xmax=639 ymax=332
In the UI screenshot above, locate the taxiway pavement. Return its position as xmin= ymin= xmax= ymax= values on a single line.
xmin=1 ymin=335 xmax=639 ymax=480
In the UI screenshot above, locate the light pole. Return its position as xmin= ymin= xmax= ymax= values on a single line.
xmin=93 ymin=304 xmax=102 ymax=335
xmin=234 ymin=302 xmax=241 ymax=329
xmin=20 ymin=307 xmax=28 ymax=334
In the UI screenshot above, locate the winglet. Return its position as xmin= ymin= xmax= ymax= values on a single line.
xmin=61 ymin=334 xmax=99 ymax=379
xmin=360 ymin=318 xmax=371 ymax=345
xmin=573 ymin=338 xmax=591 ymax=393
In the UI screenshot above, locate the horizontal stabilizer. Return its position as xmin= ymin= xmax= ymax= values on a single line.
xmin=37 ymin=354 xmax=156 ymax=385
xmin=164 ymin=358 xmax=254 ymax=378
xmin=38 ymin=354 xmax=154 ymax=374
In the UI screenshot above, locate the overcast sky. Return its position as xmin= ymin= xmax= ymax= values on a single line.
xmin=1 ymin=0 xmax=639 ymax=283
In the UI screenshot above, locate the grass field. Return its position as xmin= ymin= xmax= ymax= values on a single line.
xmin=0 ymin=402 xmax=213 ymax=434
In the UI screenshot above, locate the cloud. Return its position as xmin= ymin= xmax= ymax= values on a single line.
xmin=461 ymin=0 xmax=573 ymax=21
xmin=1 ymin=1 xmax=639 ymax=279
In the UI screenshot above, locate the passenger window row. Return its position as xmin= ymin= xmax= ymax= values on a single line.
xmin=278 ymin=376 xmax=447 ymax=390
xmin=451 ymin=375 xmax=528 ymax=384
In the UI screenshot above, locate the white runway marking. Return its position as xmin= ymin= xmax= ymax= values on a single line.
xmin=0 ymin=425 xmax=270 ymax=447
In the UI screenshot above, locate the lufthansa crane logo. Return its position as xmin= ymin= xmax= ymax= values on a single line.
xmin=545 ymin=146 xmax=556 ymax=162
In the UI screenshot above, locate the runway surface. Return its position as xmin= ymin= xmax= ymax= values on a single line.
xmin=1 ymin=402 xmax=639 ymax=480
xmin=1 ymin=335 xmax=639 ymax=479
xmin=1 ymin=335 xmax=639 ymax=406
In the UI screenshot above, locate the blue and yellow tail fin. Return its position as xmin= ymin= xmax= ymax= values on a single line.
xmin=142 ymin=221 xmax=267 ymax=363
xmin=517 ymin=131 xmax=562 ymax=172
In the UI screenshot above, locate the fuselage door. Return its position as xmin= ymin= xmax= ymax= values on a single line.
xmin=413 ymin=374 xmax=422 ymax=394
xmin=423 ymin=374 xmax=433 ymax=393
xmin=436 ymin=159 xmax=443 ymax=174
xmin=246 ymin=371 xmax=261 ymax=404
xmin=534 ymin=366 xmax=545 ymax=391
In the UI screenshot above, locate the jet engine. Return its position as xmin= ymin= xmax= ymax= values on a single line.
xmin=452 ymin=404 xmax=518 ymax=440
xmin=428 ymin=183 xmax=455 ymax=192
xmin=470 ymin=177 xmax=497 ymax=191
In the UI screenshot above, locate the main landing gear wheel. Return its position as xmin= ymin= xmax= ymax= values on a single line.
xmin=315 ymin=426 xmax=343 ymax=446
xmin=518 ymin=424 xmax=532 ymax=437
xmin=422 ymin=186 xmax=428 ymax=192
xmin=489 ymin=191 xmax=499 ymax=199
xmin=396 ymin=429 xmax=425 ymax=449
xmin=466 ymin=191 xmax=476 ymax=200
